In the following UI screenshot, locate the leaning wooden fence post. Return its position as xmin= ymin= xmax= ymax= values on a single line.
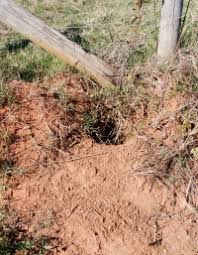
xmin=0 ymin=0 xmax=115 ymax=88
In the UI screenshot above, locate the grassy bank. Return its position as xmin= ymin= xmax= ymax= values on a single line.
xmin=0 ymin=0 xmax=162 ymax=84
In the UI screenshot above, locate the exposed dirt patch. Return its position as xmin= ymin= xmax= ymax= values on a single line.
xmin=8 ymin=138 xmax=198 ymax=255
xmin=1 ymin=74 xmax=198 ymax=254
xmin=0 ymin=76 xmax=89 ymax=172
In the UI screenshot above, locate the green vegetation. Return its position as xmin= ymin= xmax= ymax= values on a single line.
xmin=0 ymin=82 xmax=15 ymax=107
xmin=0 ymin=0 xmax=162 ymax=84
xmin=0 ymin=209 xmax=51 ymax=255
xmin=180 ymin=1 xmax=198 ymax=48
xmin=0 ymin=0 xmax=196 ymax=85
xmin=0 ymin=223 xmax=51 ymax=255
xmin=15 ymin=0 xmax=159 ymax=58
xmin=0 ymin=33 xmax=65 ymax=83
xmin=83 ymin=84 xmax=150 ymax=144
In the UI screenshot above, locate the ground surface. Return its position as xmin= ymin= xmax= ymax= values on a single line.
xmin=1 ymin=74 xmax=197 ymax=255
xmin=0 ymin=0 xmax=197 ymax=254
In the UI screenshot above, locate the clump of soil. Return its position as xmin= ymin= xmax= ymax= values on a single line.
xmin=1 ymin=73 xmax=198 ymax=255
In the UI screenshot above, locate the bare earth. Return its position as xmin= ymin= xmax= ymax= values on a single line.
xmin=2 ymin=75 xmax=198 ymax=254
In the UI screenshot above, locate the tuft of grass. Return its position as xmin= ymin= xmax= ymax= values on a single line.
xmin=173 ymin=95 xmax=198 ymax=209
xmin=83 ymin=86 xmax=139 ymax=145
xmin=179 ymin=96 xmax=198 ymax=157
xmin=0 ymin=82 xmax=15 ymax=107
xmin=169 ymin=48 xmax=198 ymax=93
xmin=0 ymin=160 xmax=15 ymax=178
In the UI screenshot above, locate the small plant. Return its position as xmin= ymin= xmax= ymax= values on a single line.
xmin=175 ymin=82 xmax=188 ymax=93
xmin=0 ymin=213 xmax=53 ymax=255
xmin=0 ymin=160 xmax=15 ymax=177
xmin=0 ymin=232 xmax=51 ymax=255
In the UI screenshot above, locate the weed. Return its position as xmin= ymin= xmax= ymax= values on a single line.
xmin=0 ymin=226 xmax=52 ymax=255
xmin=173 ymin=95 xmax=198 ymax=209
xmin=0 ymin=209 xmax=54 ymax=255
xmin=175 ymin=82 xmax=189 ymax=93
xmin=0 ymin=160 xmax=15 ymax=177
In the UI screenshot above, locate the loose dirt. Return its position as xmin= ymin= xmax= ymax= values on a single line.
xmin=1 ymin=74 xmax=198 ymax=254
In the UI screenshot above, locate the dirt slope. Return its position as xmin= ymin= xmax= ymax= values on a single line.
xmin=1 ymin=76 xmax=198 ymax=254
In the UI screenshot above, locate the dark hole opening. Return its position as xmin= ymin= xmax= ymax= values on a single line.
xmin=84 ymin=113 xmax=124 ymax=145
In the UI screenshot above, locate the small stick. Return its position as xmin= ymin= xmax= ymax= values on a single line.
xmin=186 ymin=177 xmax=192 ymax=202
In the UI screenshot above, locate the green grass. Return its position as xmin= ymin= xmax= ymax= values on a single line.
xmin=180 ymin=0 xmax=198 ymax=48
xmin=0 ymin=0 xmax=197 ymax=84
xmin=0 ymin=0 xmax=162 ymax=84
xmin=0 ymin=209 xmax=52 ymax=255
xmin=0 ymin=229 xmax=51 ymax=255
xmin=0 ymin=33 xmax=66 ymax=83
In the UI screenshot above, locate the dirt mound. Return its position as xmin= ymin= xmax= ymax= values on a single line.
xmin=1 ymin=76 xmax=198 ymax=254
xmin=8 ymin=138 xmax=198 ymax=255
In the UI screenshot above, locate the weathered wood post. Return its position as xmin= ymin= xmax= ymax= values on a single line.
xmin=157 ymin=0 xmax=184 ymax=61
xmin=0 ymin=0 xmax=115 ymax=88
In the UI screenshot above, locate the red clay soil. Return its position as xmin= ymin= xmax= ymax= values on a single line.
xmin=1 ymin=75 xmax=198 ymax=254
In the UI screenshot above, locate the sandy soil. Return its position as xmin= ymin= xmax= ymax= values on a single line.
xmin=1 ymin=75 xmax=198 ymax=254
